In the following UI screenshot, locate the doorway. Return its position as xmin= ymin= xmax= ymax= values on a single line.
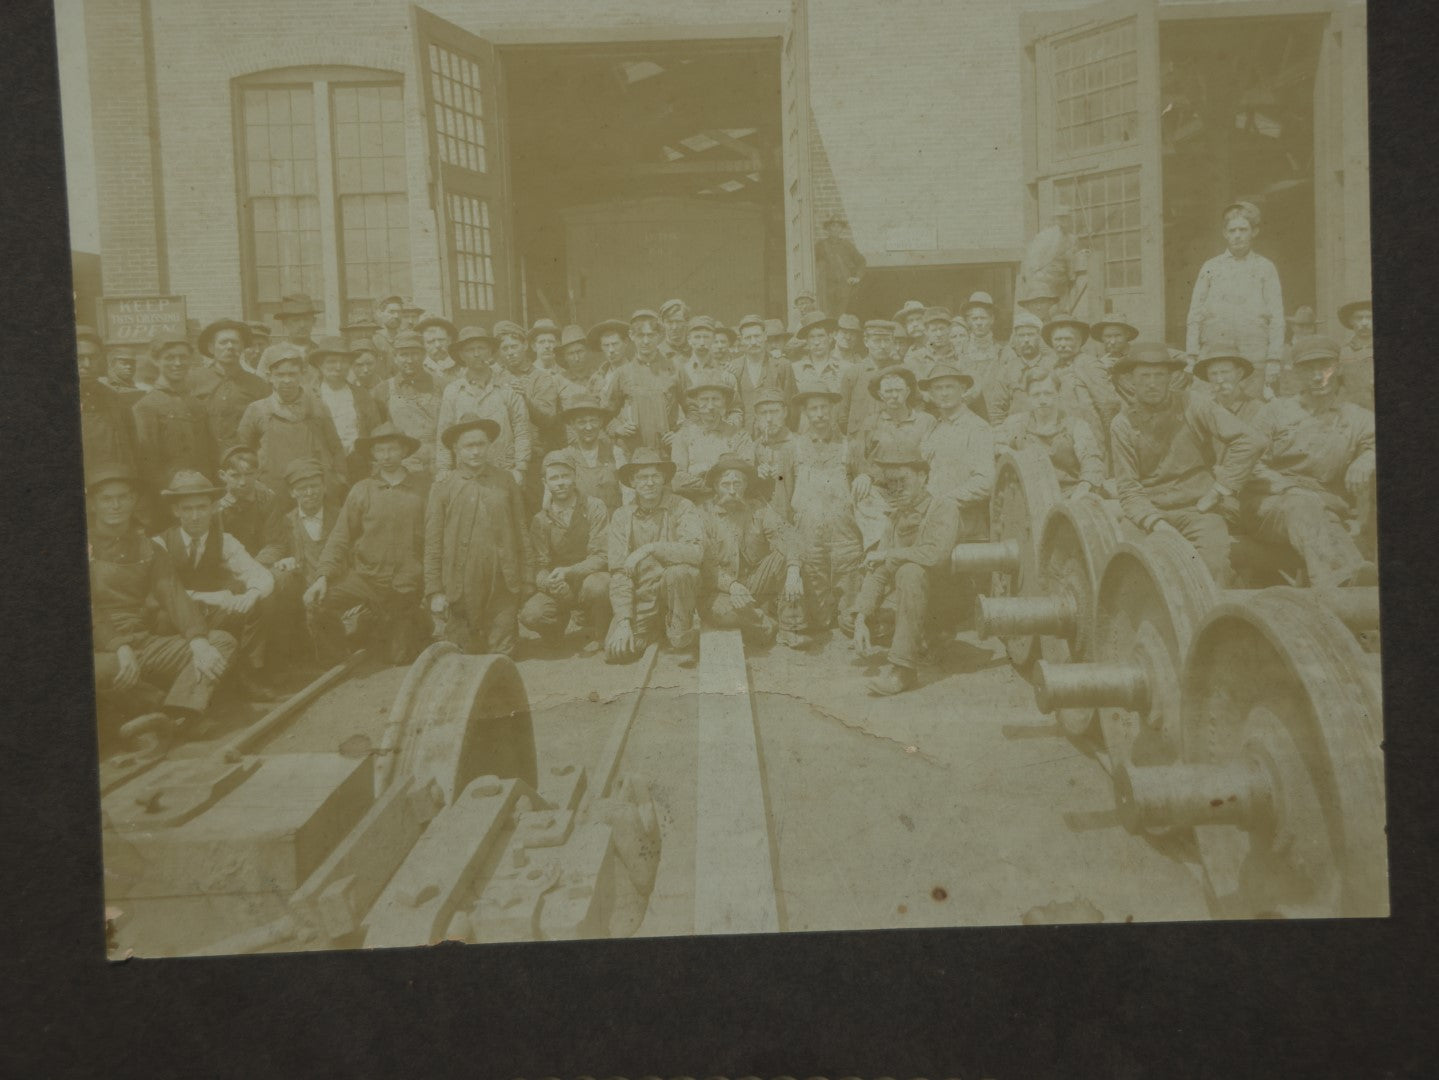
xmin=1160 ymin=15 xmax=1324 ymax=344
xmin=501 ymin=39 xmax=786 ymax=329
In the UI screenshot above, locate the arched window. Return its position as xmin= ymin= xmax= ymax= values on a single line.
xmin=234 ymin=66 xmax=410 ymax=323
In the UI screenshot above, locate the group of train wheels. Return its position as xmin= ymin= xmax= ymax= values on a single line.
xmin=953 ymin=448 xmax=1387 ymax=919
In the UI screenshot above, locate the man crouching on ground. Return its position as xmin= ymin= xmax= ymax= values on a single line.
xmin=699 ymin=454 xmax=811 ymax=649
xmin=604 ymin=447 xmax=703 ymax=663
xmin=519 ymin=450 xmax=612 ymax=654
xmin=425 ymin=414 xmax=534 ymax=656
xmin=851 ymin=451 xmax=961 ymax=696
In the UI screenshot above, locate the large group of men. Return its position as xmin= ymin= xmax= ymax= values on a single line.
xmin=79 ymin=197 xmax=1377 ymax=749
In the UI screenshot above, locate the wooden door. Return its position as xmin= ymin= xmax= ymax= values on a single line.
xmin=1022 ymin=0 xmax=1163 ymax=333
xmin=411 ymin=5 xmax=514 ymax=323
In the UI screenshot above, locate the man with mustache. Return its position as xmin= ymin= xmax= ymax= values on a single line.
xmin=189 ymin=319 xmax=270 ymax=447
xmin=670 ymin=379 xmax=755 ymax=502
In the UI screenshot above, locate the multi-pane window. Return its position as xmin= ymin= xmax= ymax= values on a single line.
xmin=1055 ymin=166 xmax=1142 ymax=289
xmin=447 ymin=192 xmax=494 ymax=310
xmin=241 ymin=87 xmax=323 ymax=307
xmin=1052 ymin=21 xmax=1139 ymax=157
xmin=333 ymin=84 xmax=411 ymax=309
xmin=428 ymin=44 xmax=487 ymax=172
xmin=237 ymin=71 xmax=410 ymax=322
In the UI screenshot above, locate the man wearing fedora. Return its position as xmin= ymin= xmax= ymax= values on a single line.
xmin=732 ymin=313 xmax=797 ymax=430
xmin=815 ymin=216 xmax=865 ymax=318
xmin=133 ymin=330 xmax=218 ymax=494
xmin=670 ymin=379 xmax=755 ymax=501
xmin=604 ymin=448 xmax=704 ymax=663
xmin=553 ymin=323 xmax=594 ymax=410
xmin=519 ymin=449 xmax=613 ymax=655
xmin=586 ymin=318 xmax=631 ymax=404
xmin=274 ymin=293 xmax=320 ymax=356
xmin=188 ymin=319 xmax=269 ymax=447
xmin=1193 ymin=348 xmax=1263 ymax=424
xmin=836 ymin=319 xmax=899 ymax=437
xmin=305 ymin=422 xmax=429 ymax=666
xmin=425 ymin=414 xmax=534 ymax=657
xmin=851 ymin=366 xmax=935 ymax=551
xmin=1070 ymin=313 xmax=1141 ymax=461
xmin=373 ymin=329 xmax=444 ymax=476
xmin=850 ymin=450 xmax=960 ymax=697
xmin=791 ymin=312 xmax=844 ymax=400
xmin=1109 ymin=341 xmax=1263 ymax=587
xmin=605 ymin=309 xmax=683 ymax=457
xmin=918 ymin=363 xmax=994 ymax=534
xmin=87 ymin=464 xmax=237 ymax=731
xmin=256 ymin=456 xmax=341 ymax=664
xmin=310 ymin=336 xmax=386 ymax=483
xmin=434 ymin=325 xmax=529 ymax=487
xmin=1336 ymin=299 xmax=1374 ymax=412
xmin=77 ymin=324 xmax=139 ymax=478
xmin=152 ymin=468 xmax=277 ymax=700
xmin=987 ymin=310 xmax=1058 ymax=425
xmin=235 ymin=343 xmax=346 ymax=498
xmin=1185 ymin=201 xmax=1285 ymax=369
xmin=892 ymin=300 xmax=928 ymax=364
xmin=1242 ymin=336 xmax=1377 ymax=589
xmin=415 ymin=313 xmax=459 ymax=391
xmin=698 ymin=454 xmax=810 ymax=648
xmin=553 ymin=395 xmax=625 ymax=511
xmin=675 ymin=315 xmax=739 ymax=415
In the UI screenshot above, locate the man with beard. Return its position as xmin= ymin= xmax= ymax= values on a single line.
xmin=836 ymin=319 xmax=898 ymax=437
xmin=604 ymin=448 xmax=704 ymax=663
xmin=605 ymin=309 xmax=683 ymax=457
xmin=1043 ymin=316 xmax=1089 ymax=374
xmin=372 ymin=330 xmax=443 ymax=476
xmin=893 ymin=300 xmax=928 ymax=367
xmin=519 ymin=450 xmax=612 ymax=655
xmin=236 ymin=345 xmax=346 ymax=497
xmin=987 ymin=310 xmax=1057 ymax=424
xmin=658 ymin=298 xmax=689 ymax=360
xmin=851 ymin=451 xmax=960 ymax=697
xmin=1109 ymin=341 xmax=1263 ymax=586
xmin=670 ymin=380 xmax=755 ymax=501
xmin=415 ymin=313 xmax=459 ymax=391
xmin=1193 ymin=350 xmax=1262 ymax=423
xmin=77 ymin=324 xmax=138 ymax=476
xmin=699 ymin=455 xmax=810 ymax=648
xmin=732 ymin=313 xmax=796 ymax=430
xmin=435 ymin=326 xmax=528 ymax=486
xmin=425 ymin=415 xmax=534 ymax=657
xmin=1336 ymin=299 xmax=1374 ymax=411
xmin=1241 ymin=336 xmax=1377 ymax=588
xmin=133 ymin=331 xmax=217 ymax=493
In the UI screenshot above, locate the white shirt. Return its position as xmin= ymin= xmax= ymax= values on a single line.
xmin=319 ymin=382 xmax=359 ymax=453
xmin=297 ymin=508 xmax=325 ymax=543
xmin=154 ymin=529 xmax=275 ymax=606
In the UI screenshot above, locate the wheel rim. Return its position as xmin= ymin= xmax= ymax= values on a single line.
xmin=988 ymin=447 xmax=1061 ymax=669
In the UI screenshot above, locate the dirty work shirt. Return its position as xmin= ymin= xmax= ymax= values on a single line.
xmin=1249 ymin=395 xmax=1375 ymax=505
xmin=89 ymin=524 xmax=207 ymax=651
xmin=80 ymin=379 xmax=139 ymax=475
xmin=434 ymin=374 xmax=530 ymax=475
xmin=920 ymin=407 xmax=994 ymax=514
xmin=374 ymin=372 xmax=444 ymax=474
xmin=187 ymin=362 xmax=270 ymax=447
xmin=699 ymin=496 xmax=800 ymax=594
xmin=670 ymin=420 xmax=755 ymax=495
xmin=606 ymin=357 xmax=682 ymax=454
xmin=854 ymin=409 xmax=936 ymax=478
xmin=531 ymin=495 xmax=609 ymax=579
xmin=1185 ymin=249 xmax=1285 ymax=362
xmin=998 ymin=410 xmax=1106 ymax=489
xmin=606 ymin=493 xmax=705 ymax=622
xmin=424 ymin=465 xmax=533 ymax=607
xmin=235 ymin=391 xmax=346 ymax=496
xmin=318 ymin=469 xmax=429 ymax=594
xmin=133 ymin=385 xmax=218 ymax=492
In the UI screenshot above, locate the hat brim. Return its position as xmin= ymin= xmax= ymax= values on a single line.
xmin=871 ymin=457 xmax=930 ymax=473
xmin=561 ymin=403 xmax=612 ymax=422
xmin=705 ymin=460 xmax=761 ymax=490
xmin=919 ymin=370 xmax=976 ymax=390
xmin=198 ymin=320 xmax=254 ymax=356
xmin=868 ymin=367 xmax=919 ymax=401
xmin=1193 ymin=355 xmax=1256 ymax=381
xmin=1090 ymin=320 xmax=1140 ymax=341
xmin=1111 ymin=356 xmax=1187 ymax=377
xmin=160 ymin=483 xmax=225 ymax=500
xmin=1337 ymin=302 xmax=1372 ymax=329
xmin=617 ymin=459 xmax=678 ymax=486
xmin=440 ymin=418 xmax=502 ymax=450
xmin=308 ymin=348 xmax=355 ymax=366
xmin=85 ymin=469 xmax=141 ymax=493
xmin=586 ymin=321 xmax=630 ymax=350
xmin=796 ymin=317 xmax=838 ymax=338
xmin=791 ymin=389 xmax=843 ymax=407
xmin=358 ymin=431 xmax=423 ymax=457
xmin=415 ymin=317 xmax=459 ymax=338
xmin=1041 ymin=320 xmax=1091 ymax=345
xmin=684 ymin=382 xmax=735 ymax=401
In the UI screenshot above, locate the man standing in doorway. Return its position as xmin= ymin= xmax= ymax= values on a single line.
xmin=815 ymin=216 xmax=865 ymax=318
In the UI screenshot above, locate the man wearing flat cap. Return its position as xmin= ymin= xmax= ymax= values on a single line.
xmin=87 ymin=465 xmax=237 ymax=735
xmin=77 ymin=325 xmax=139 ymax=478
xmin=604 ymin=448 xmax=704 ymax=663
xmin=815 ymin=216 xmax=865 ymax=319
xmin=906 ymin=306 xmax=961 ymax=378
xmin=1241 ymin=335 xmax=1377 ymax=589
xmin=605 ymin=309 xmax=684 ymax=457
xmin=732 ymin=313 xmax=797 ymax=431
xmin=698 ymin=455 xmax=810 ymax=648
xmin=987 ymin=310 xmax=1059 ymax=425
xmin=1336 ymin=299 xmax=1374 ymax=412
xmin=836 ymin=319 xmax=901 ymax=437
xmin=256 ymin=456 xmax=342 ymax=663
xmin=658 ymin=299 xmax=689 ymax=360
xmin=373 ymin=329 xmax=444 ymax=476
xmin=309 ymin=337 xmax=386 ymax=483
xmin=519 ymin=450 xmax=612 ymax=654
xmin=675 ymin=315 xmax=739 ymax=414
xmin=1185 ymin=201 xmax=1285 ymax=369
xmin=670 ymin=378 xmax=755 ymax=502
xmin=850 ymin=450 xmax=960 ymax=697
xmin=1109 ymin=341 xmax=1263 ymax=586
xmin=189 ymin=319 xmax=269 ymax=447
xmin=528 ymin=318 xmax=561 ymax=372
xmin=133 ymin=330 xmax=218 ymax=494
xmin=236 ymin=343 xmax=346 ymax=498
xmin=435 ymin=325 xmax=529 ymax=487
xmin=425 ymin=414 xmax=534 ymax=656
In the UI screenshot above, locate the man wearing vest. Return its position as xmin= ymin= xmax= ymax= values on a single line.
xmin=256 ymin=457 xmax=341 ymax=668
xmin=152 ymin=470 xmax=277 ymax=700
xmin=519 ymin=450 xmax=613 ymax=655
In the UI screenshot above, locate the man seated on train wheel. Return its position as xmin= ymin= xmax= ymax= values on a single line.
xmin=1193 ymin=348 xmax=1263 ymax=423
xmin=997 ymin=369 xmax=1106 ymax=500
xmin=1240 ymin=336 xmax=1378 ymax=589
xmin=1109 ymin=341 xmax=1264 ymax=587
xmin=425 ymin=415 xmax=535 ymax=657
xmin=304 ymin=423 xmax=430 ymax=666
xmin=698 ymin=455 xmax=811 ymax=649
xmin=256 ymin=457 xmax=341 ymax=668
xmin=851 ymin=451 xmax=961 ymax=697
xmin=604 ymin=448 xmax=704 ymax=664
xmin=519 ymin=451 xmax=612 ymax=656
xmin=87 ymin=465 xmax=237 ymax=747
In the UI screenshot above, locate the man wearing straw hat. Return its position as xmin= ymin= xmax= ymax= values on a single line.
xmin=434 ymin=325 xmax=529 ymax=485
xmin=604 ymin=448 xmax=704 ymax=663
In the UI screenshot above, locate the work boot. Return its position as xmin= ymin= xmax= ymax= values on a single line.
xmin=867 ymin=662 xmax=916 ymax=697
xmin=747 ymin=611 xmax=779 ymax=647
xmin=775 ymin=628 xmax=812 ymax=650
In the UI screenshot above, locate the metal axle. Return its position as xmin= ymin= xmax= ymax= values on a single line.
xmin=976 ymin=594 xmax=1077 ymax=639
xmin=951 ymin=539 xmax=1021 ymax=575
xmin=1114 ymin=759 xmax=1273 ymax=834
xmin=1034 ymin=659 xmax=1148 ymax=714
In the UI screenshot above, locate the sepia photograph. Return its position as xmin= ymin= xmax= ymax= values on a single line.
xmin=58 ymin=0 xmax=1384 ymax=961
